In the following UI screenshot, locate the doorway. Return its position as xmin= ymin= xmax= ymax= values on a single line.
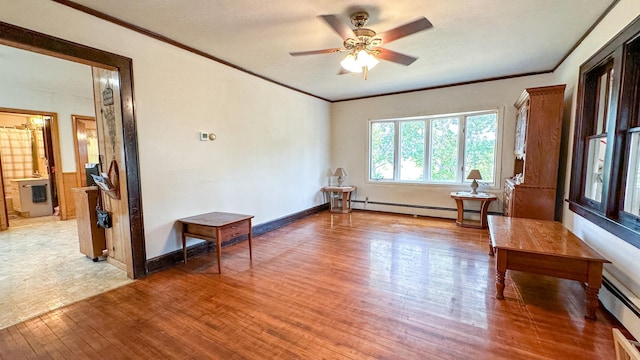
xmin=0 ymin=111 xmax=60 ymax=225
xmin=72 ymin=115 xmax=99 ymax=188
xmin=0 ymin=21 xmax=146 ymax=279
xmin=0 ymin=48 xmax=137 ymax=329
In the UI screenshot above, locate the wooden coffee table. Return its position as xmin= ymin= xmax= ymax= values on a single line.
xmin=178 ymin=212 xmax=253 ymax=273
xmin=487 ymin=215 xmax=610 ymax=320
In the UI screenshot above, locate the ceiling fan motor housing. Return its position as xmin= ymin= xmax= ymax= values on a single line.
xmin=350 ymin=11 xmax=369 ymax=28
xmin=345 ymin=12 xmax=382 ymax=52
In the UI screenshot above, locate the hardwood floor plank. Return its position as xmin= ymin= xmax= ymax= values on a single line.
xmin=0 ymin=327 xmax=28 ymax=360
xmin=0 ymin=211 xmax=628 ymax=359
xmin=19 ymin=319 xmax=69 ymax=359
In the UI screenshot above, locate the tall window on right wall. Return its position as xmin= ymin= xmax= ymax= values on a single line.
xmin=583 ymin=61 xmax=613 ymax=205
xmin=569 ymin=17 xmax=640 ymax=249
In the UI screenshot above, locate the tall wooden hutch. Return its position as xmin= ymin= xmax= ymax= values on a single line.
xmin=504 ymin=84 xmax=566 ymax=220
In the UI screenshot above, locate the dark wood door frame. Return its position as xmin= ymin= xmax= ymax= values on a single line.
xmin=0 ymin=21 xmax=146 ymax=278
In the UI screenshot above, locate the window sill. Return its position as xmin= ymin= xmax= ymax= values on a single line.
xmin=365 ymin=179 xmax=500 ymax=191
xmin=568 ymin=200 xmax=640 ymax=248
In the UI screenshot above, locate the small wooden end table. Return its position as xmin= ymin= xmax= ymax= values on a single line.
xmin=178 ymin=212 xmax=254 ymax=274
xmin=322 ymin=186 xmax=356 ymax=213
xmin=488 ymin=215 xmax=610 ymax=320
xmin=450 ymin=191 xmax=497 ymax=229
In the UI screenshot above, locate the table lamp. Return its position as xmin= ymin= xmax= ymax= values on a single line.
xmin=334 ymin=168 xmax=347 ymax=186
xmin=325 ymin=168 xmax=334 ymax=186
xmin=467 ymin=169 xmax=482 ymax=194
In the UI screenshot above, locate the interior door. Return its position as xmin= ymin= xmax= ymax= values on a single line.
xmin=72 ymin=115 xmax=97 ymax=188
xmin=42 ymin=116 xmax=58 ymax=210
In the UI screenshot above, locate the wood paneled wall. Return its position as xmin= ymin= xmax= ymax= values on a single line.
xmin=61 ymin=172 xmax=78 ymax=219
xmin=92 ymin=68 xmax=132 ymax=276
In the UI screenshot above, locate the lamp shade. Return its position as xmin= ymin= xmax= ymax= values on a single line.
xmin=340 ymin=53 xmax=362 ymax=73
xmin=466 ymin=169 xmax=482 ymax=180
xmin=356 ymin=50 xmax=379 ymax=70
xmin=334 ymin=168 xmax=347 ymax=177
xmin=340 ymin=50 xmax=379 ymax=73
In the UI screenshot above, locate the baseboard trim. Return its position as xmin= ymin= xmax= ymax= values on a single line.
xmin=145 ymin=203 xmax=329 ymax=274
xmin=603 ymin=276 xmax=640 ymax=318
xmin=351 ymin=199 xmax=503 ymax=216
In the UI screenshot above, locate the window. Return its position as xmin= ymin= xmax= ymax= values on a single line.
xmin=370 ymin=122 xmax=395 ymax=181
xmin=583 ymin=62 xmax=614 ymax=204
xmin=619 ymin=37 xmax=640 ymax=225
xmin=569 ymin=17 xmax=640 ymax=248
xmin=369 ymin=110 xmax=498 ymax=185
xmin=624 ymin=131 xmax=640 ymax=216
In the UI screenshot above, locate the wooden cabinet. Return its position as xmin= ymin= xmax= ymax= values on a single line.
xmin=72 ymin=187 xmax=106 ymax=261
xmin=505 ymin=84 xmax=565 ymax=220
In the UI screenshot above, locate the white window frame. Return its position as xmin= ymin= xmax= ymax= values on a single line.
xmin=367 ymin=109 xmax=503 ymax=187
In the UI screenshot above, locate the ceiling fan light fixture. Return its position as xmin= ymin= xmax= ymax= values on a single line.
xmin=340 ymin=50 xmax=378 ymax=74
xmin=292 ymin=12 xmax=433 ymax=81
xmin=357 ymin=50 xmax=379 ymax=70
xmin=289 ymin=11 xmax=433 ymax=80
xmin=340 ymin=53 xmax=362 ymax=73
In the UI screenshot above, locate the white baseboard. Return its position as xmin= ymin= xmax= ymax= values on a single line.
xmin=602 ymin=272 xmax=640 ymax=340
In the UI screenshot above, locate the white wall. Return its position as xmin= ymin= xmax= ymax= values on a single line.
xmin=330 ymin=74 xmax=554 ymax=218
xmin=0 ymin=0 xmax=331 ymax=259
xmin=553 ymin=0 xmax=640 ymax=339
xmin=0 ymin=57 xmax=95 ymax=172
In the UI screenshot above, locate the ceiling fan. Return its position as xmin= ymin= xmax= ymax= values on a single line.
xmin=290 ymin=11 xmax=433 ymax=79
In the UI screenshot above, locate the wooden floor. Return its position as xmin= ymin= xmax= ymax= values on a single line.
xmin=0 ymin=211 xmax=624 ymax=359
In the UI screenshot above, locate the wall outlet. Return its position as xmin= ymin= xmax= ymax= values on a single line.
xmin=199 ymin=131 xmax=209 ymax=141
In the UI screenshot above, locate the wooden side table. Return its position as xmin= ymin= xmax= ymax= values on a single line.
xmin=322 ymin=186 xmax=356 ymax=213
xmin=450 ymin=191 xmax=497 ymax=229
xmin=178 ymin=212 xmax=254 ymax=273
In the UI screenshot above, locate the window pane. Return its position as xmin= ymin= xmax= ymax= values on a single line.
xmin=370 ymin=122 xmax=395 ymax=180
xmin=584 ymin=137 xmax=607 ymax=202
xmin=464 ymin=114 xmax=497 ymax=184
xmin=430 ymin=117 xmax=459 ymax=182
xmin=624 ymin=132 xmax=640 ymax=216
xmin=595 ymin=68 xmax=614 ymax=134
xmin=399 ymin=121 xmax=425 ymax=181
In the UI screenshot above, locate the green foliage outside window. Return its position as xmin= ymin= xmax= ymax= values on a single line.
xmin=431 ymin=118 xmax=459 ymax=182
xmin=371 ymin=122 xmax=394 ymax=180
xmin=465 ymin=114 xmax=497 ymax=183
xmin=400 ymin=121 xmax=425 ymax=180
xmin=369 ymin=111 xmax=498 ymax=184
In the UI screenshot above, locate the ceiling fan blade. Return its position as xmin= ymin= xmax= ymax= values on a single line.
xmin=289 ymin=48 xmax=344 ymax=56
xmin=377 ymin=48 xmax=418 ymax=66
xmin=378 ymin=17 xmax=433 ymax=44
xmin=319 ymin=14 xmax=355 ymax=40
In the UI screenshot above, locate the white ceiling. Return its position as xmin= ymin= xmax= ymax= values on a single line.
xmin=0 ymin=44 xmax=93 ymax=98
xmin=46 ymin=1 xmax=620 ymax=101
